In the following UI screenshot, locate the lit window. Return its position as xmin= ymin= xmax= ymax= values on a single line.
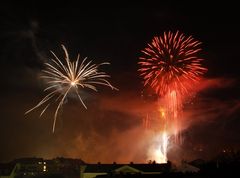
xmin=43 ymin=165 xmax=47 ymax=172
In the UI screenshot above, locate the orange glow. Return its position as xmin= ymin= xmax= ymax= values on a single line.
xmin=159 ymin=108 xmax=165 ymax=118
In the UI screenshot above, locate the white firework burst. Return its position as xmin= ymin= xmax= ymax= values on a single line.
xmin=25 ymin=44 xmax=117 ymax=132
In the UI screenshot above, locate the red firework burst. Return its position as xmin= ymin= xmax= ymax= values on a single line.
xmin=139 ymin=31 xmax=207 ymax=96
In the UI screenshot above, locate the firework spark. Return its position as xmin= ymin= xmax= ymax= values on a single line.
xmin=139 ymin=31 xmax=207 ymax=96
xmin=25 ymin=45 xmax=116 ymax=132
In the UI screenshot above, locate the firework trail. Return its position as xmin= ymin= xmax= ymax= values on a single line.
xmin=139 ymin=31 xmax=207 ymax=163
xmin=25 ymin=45 xmax=117 ymax=132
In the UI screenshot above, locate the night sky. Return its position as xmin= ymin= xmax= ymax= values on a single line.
xmin=0 ymin=1 xmax=240 ymax=163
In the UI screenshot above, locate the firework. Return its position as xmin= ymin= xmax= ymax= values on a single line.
xmin=147 ymin=131 xmax=169 ymax=163
xmin=140 ymin=31 xmax=207 ymax=163
xmin=139 ymin=31 xmax=207 ymax=96
xmin=25 ymin=45 xmax=116 ymax=132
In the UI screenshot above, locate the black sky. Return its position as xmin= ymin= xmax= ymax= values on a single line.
xmin=0 ymin=1 xmax=240 ymax=163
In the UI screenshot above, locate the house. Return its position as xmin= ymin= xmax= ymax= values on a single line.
xmin=176 ymin=161 xmax=200 ymax=173
xmin=0 ymin=163 xmax=18 ymax=178
xmin=13 ymin=157 xmax=46 ymax=176
xmin=80 ymin=162 xmax=171 ymax=178
xmin=12 ymin=157 xmax=85 ymax=178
